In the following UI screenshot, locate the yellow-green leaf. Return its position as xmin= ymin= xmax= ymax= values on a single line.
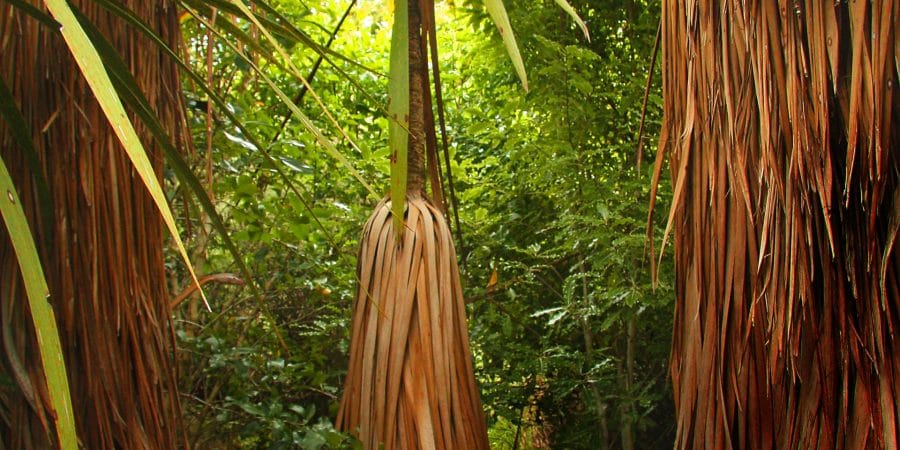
xmin=484 ymin=0 xmax=528 ymax=91
xmin=185 ymin=2 xmax=375 ymax=196
xmin=553 ymin=0 xmax=590 ymax=41
xmin=0 ymin=157 xmax=77 ymax=450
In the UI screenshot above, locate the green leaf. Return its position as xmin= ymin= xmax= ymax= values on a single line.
xmin=74 ymin=7 xmax=257 ymax=293
xmin=388 ymin=0 xmax=410 ymax=236
xmin=279 ymin=156 xmax=314 ymax=174
xmin=483 ymin=0 xmax=528 ymax=91
xmin=547 ymin=309 xmax=567 ymax=326
xmin=80 ymin=0 xmax=269 ymax=286
xmin=185 ymin=0 xmax=301 ymax=47
xmin=531 ymin=306 xmax=565 ymax=317
xmin=40 ymin=0 xmax=207 ymax=308
xmin=197 ymin=0 xmax=382 ymax=79
xmin=3 ymin=0 xmax=59 ymax=28
xmin=0 ymin=157 xmax=77 ymax=450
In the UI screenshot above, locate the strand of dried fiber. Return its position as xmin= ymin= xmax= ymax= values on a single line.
xmin=337 ymin=196 xmax=489 ymax=450
xmin=654 ymin=0 xmax=899 ymax=448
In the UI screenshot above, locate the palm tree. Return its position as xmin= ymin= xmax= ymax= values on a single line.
xmin=652 ymin=0 xmax=899 ymax=447
xmin=336 ymin=0 xmax=490 ymax=447
xmin=0 ymin=1 xmax=187 ymax=447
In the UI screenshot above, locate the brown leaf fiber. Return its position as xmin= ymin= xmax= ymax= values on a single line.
xmin=653 ymin=0 xmax=900 ymax=448
xmin=0 ymin=1 xmax=189 ymax=448
xmin=337 ymin=197 xmax=490 ymax=450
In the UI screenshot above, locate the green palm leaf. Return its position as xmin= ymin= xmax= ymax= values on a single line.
xmin=94 ymin=0 xmax=340 ymax=252
xmin=553 ymin=0 xmax=590 ymax=41
xmin=183 ymin=4 xmax=376 ymax=197
xmin=0 ymin=157 xmax=76 ymax=450
xmin=0 ymin=80 xmax=54 ymax=236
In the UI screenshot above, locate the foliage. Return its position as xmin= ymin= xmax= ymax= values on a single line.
xmin=440 ymin=1 xmax=674 ymax=447
xmin=0 ymin=141 xmax=75 ymax=449
xmin=172 ymin=1 xmax=386 ymax=447
xmin=44 ymin=0 xmax=205 ymax=307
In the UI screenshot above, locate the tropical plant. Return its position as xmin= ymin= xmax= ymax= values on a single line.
xmin=438 ymin=1 xmax=673 ymax=447
xmin=3 ymin=0 xmax=391 ymax=443
xmin=653 ymin=0 xmax=899 ymax=447
xmin=335 ymin=0 xmax=491 ymax=447
xmin=0 ymin=137 xmax=75 ymax=449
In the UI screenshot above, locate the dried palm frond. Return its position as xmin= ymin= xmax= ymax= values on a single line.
xmin=0 ymin=1 xmax=188 ymax=448
xmin=651 ymin=0 xmax=899 ymax=448
xmin=337 ymin=196 xmax=489 ymax=449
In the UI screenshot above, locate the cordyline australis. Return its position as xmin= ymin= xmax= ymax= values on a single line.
xmin=649 ymin=0 xmax=899 ymax=448
xmin=336 ymin=0 xmax=490 ymax=448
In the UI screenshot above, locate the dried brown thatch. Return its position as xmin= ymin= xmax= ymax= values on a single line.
xmin=337 ymin=197 xmax=490 ymax=449
xmin=653 ymin=0 xmax=899 ymax=448
xmin=0 ymin=1 xmax=188 ymax=448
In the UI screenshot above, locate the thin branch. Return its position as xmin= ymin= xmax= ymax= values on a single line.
xmin=634 ymin=22 xmax=660 ymax=175
xmin=269 ymin=0 xmax=358 ymax=143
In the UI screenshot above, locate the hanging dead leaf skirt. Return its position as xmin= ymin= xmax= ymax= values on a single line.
xmin=337 ymin=196 xmax=490 ymax=450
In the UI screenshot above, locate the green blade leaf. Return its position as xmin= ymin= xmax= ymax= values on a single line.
xmin=389 ymin=0 xmax=410 ymax=236
xmin=40 ymin=0 xmax=208 ymax=308
xmin=181 ymin=0 xmax=388 ymax=136
xmin=0 ymin=157 xmax=77 ymax=450
xmin=553 ymin=0 xmax=590 ymax=41
xmin=185 ymin=0 xmax=380 ymax=78
xmin=3 ymin=0 xmax=59 ymax=28
xmin=185 ymin=0 xmax=300 ymax=44
xmin=483 ymin=0 xmax=528 ymax=91
xmin=90 ymin=0 xmax=354 ymax=294
xmin=226 ymin=0 xmax=374 ymax=195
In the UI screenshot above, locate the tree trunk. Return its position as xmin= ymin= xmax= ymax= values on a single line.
xmin=655 ymin=0 xmax=899 ymax=448
xmin=579 ymin=259 xmax=609 ymax=449
xmin=406 ymin=0 xmax=426 ymax=196
xmin=582 ymin=317 xmax=609 ymax=449
xmin=0 ymin=1 xmax=187 ymax=448
xmin=620 ymin=313 xmax=636 ymax=450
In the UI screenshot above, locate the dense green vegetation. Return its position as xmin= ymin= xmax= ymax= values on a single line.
xmin=168 ymin=1 xmax=672 ymax=448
